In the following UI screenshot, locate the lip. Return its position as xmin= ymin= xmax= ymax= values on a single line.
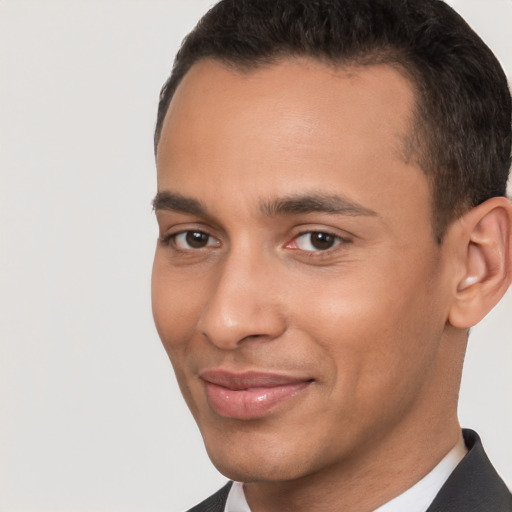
xmin=200 ymin=369 xmax=313 ymax=419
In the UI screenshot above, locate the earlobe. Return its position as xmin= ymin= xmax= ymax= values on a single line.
xmin=448 ymin=197 xmax=512 ymax=329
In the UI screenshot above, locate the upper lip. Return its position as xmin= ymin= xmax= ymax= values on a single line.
xmin=199 ymin=369 xmax=312 ymax=390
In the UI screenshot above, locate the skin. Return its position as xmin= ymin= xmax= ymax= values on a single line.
xmin=152 ymin=58 xmax=474 ymax=512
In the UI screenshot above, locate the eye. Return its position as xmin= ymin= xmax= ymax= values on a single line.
xmin=172 ymin=230 xmax=219 ymax=250
xmin=289 ymin=231 xmax=342 ymax=252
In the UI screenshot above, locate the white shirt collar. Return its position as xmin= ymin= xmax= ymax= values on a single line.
xmin=224 ymin=437 xmax=467 ymax=512
xmin=224 ymin=480 xmax=251 ymax=512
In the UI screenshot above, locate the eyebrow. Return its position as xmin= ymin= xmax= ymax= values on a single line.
xmin=260 ymin=193 xmax=378 ymax=217
xmin=152 ymin=190 xmax=378 ymax=218
xmin=152 ymin=191 xmax=207 ymax=216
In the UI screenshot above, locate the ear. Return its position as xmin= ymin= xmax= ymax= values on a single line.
xmin=448 ymin=196 xmax=512 ymax=329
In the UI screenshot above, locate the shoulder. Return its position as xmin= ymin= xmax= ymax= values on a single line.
xmin=187 ymin=482 xmax=233 ymax=512
xmin=427 ymin=429 xmax=512 ymax=511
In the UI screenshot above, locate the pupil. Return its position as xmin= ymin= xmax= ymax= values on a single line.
xmin=186 ymin=231 xmax=208 ymax=248
xmin=311 ymin=232 xmax=334 ymax=250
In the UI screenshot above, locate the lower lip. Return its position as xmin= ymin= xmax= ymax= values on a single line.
xmin=204 ymin=381 xmax=312 ymax=419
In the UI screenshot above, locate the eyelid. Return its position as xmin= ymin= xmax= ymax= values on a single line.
xmin=176 ymin=231 xmax=220 ymax=250
xmin=285 ymin=228 xmax=352 ymax=253
xmin=159 ymin=226 xmax=221 ymax=250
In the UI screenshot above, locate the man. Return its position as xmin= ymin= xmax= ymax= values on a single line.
xmin=151 ymin=0 xmax=512 ymax=510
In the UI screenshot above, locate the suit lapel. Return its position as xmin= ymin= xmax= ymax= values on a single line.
xmin=187 ymin=482 xmax=233 ymax=512
xmin=426 ymin=429 xmax=512 ymax=512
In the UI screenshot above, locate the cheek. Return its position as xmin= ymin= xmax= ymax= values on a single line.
xmin=151 ymin=255 xmax=207 ymax=414
xmin=151 ymin=253 xmax=204 ymax=353
xmin=292 ymin=254 xmax=446 ymax=398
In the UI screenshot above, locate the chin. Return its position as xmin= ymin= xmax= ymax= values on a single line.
xmin=201 ymin=426 xmax=323 ymax=483
xmin=210 ymin=452 xmax=308 ymax=483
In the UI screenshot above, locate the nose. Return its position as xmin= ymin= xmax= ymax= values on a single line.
xmin=197 ymin=251 xmax=286 ymax=350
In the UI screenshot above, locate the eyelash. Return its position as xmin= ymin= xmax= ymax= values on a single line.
xmin=159 ymin=229 xmax=351 ymax=256
xmin=159 ymin=230 xmax=219 ymax=250
xmin=286 ymin=231 xmax=350 ymax=253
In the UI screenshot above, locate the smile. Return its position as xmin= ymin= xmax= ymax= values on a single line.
xmin=200 ymin=370 xmax=313 ymax=420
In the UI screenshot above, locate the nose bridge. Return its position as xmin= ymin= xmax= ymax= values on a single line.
xmin=197 ymin=242 xmax=285 ymax=349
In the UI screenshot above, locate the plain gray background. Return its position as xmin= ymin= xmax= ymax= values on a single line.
xmin=0 ymin=1 xmax=511 ymax=511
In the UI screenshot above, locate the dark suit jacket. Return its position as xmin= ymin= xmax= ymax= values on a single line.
xmin=187 ymin=430 xmax=511 ymax=512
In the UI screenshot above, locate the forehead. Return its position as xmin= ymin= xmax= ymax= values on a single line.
xmin=159 ymin=57 xmax=416 ymax=161
xmin=158 ymin=58 xmax=416 ymax=168
xmin=156 ymin=57 xmax=429 ymax=229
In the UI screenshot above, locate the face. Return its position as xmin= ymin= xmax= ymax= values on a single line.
xmin=152 ymin=58 xmax=456 ymax=483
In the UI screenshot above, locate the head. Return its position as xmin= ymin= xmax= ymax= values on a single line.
xmin=151 ymin=0 xmax=512 ymax=499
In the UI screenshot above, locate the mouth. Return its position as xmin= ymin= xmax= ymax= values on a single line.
xmin=200 ymin=369 xmax=313 ymax=420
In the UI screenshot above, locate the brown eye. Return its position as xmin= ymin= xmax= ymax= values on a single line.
xmin=292 ymin=231 xmax=342 ymax=252
xmin=186 ymin=231 xmax=209 ymax=248
xmin=173 ymin=231 xmax=219 ymax=250
xmin=310 ymin=232 xmax=336 ymax=250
